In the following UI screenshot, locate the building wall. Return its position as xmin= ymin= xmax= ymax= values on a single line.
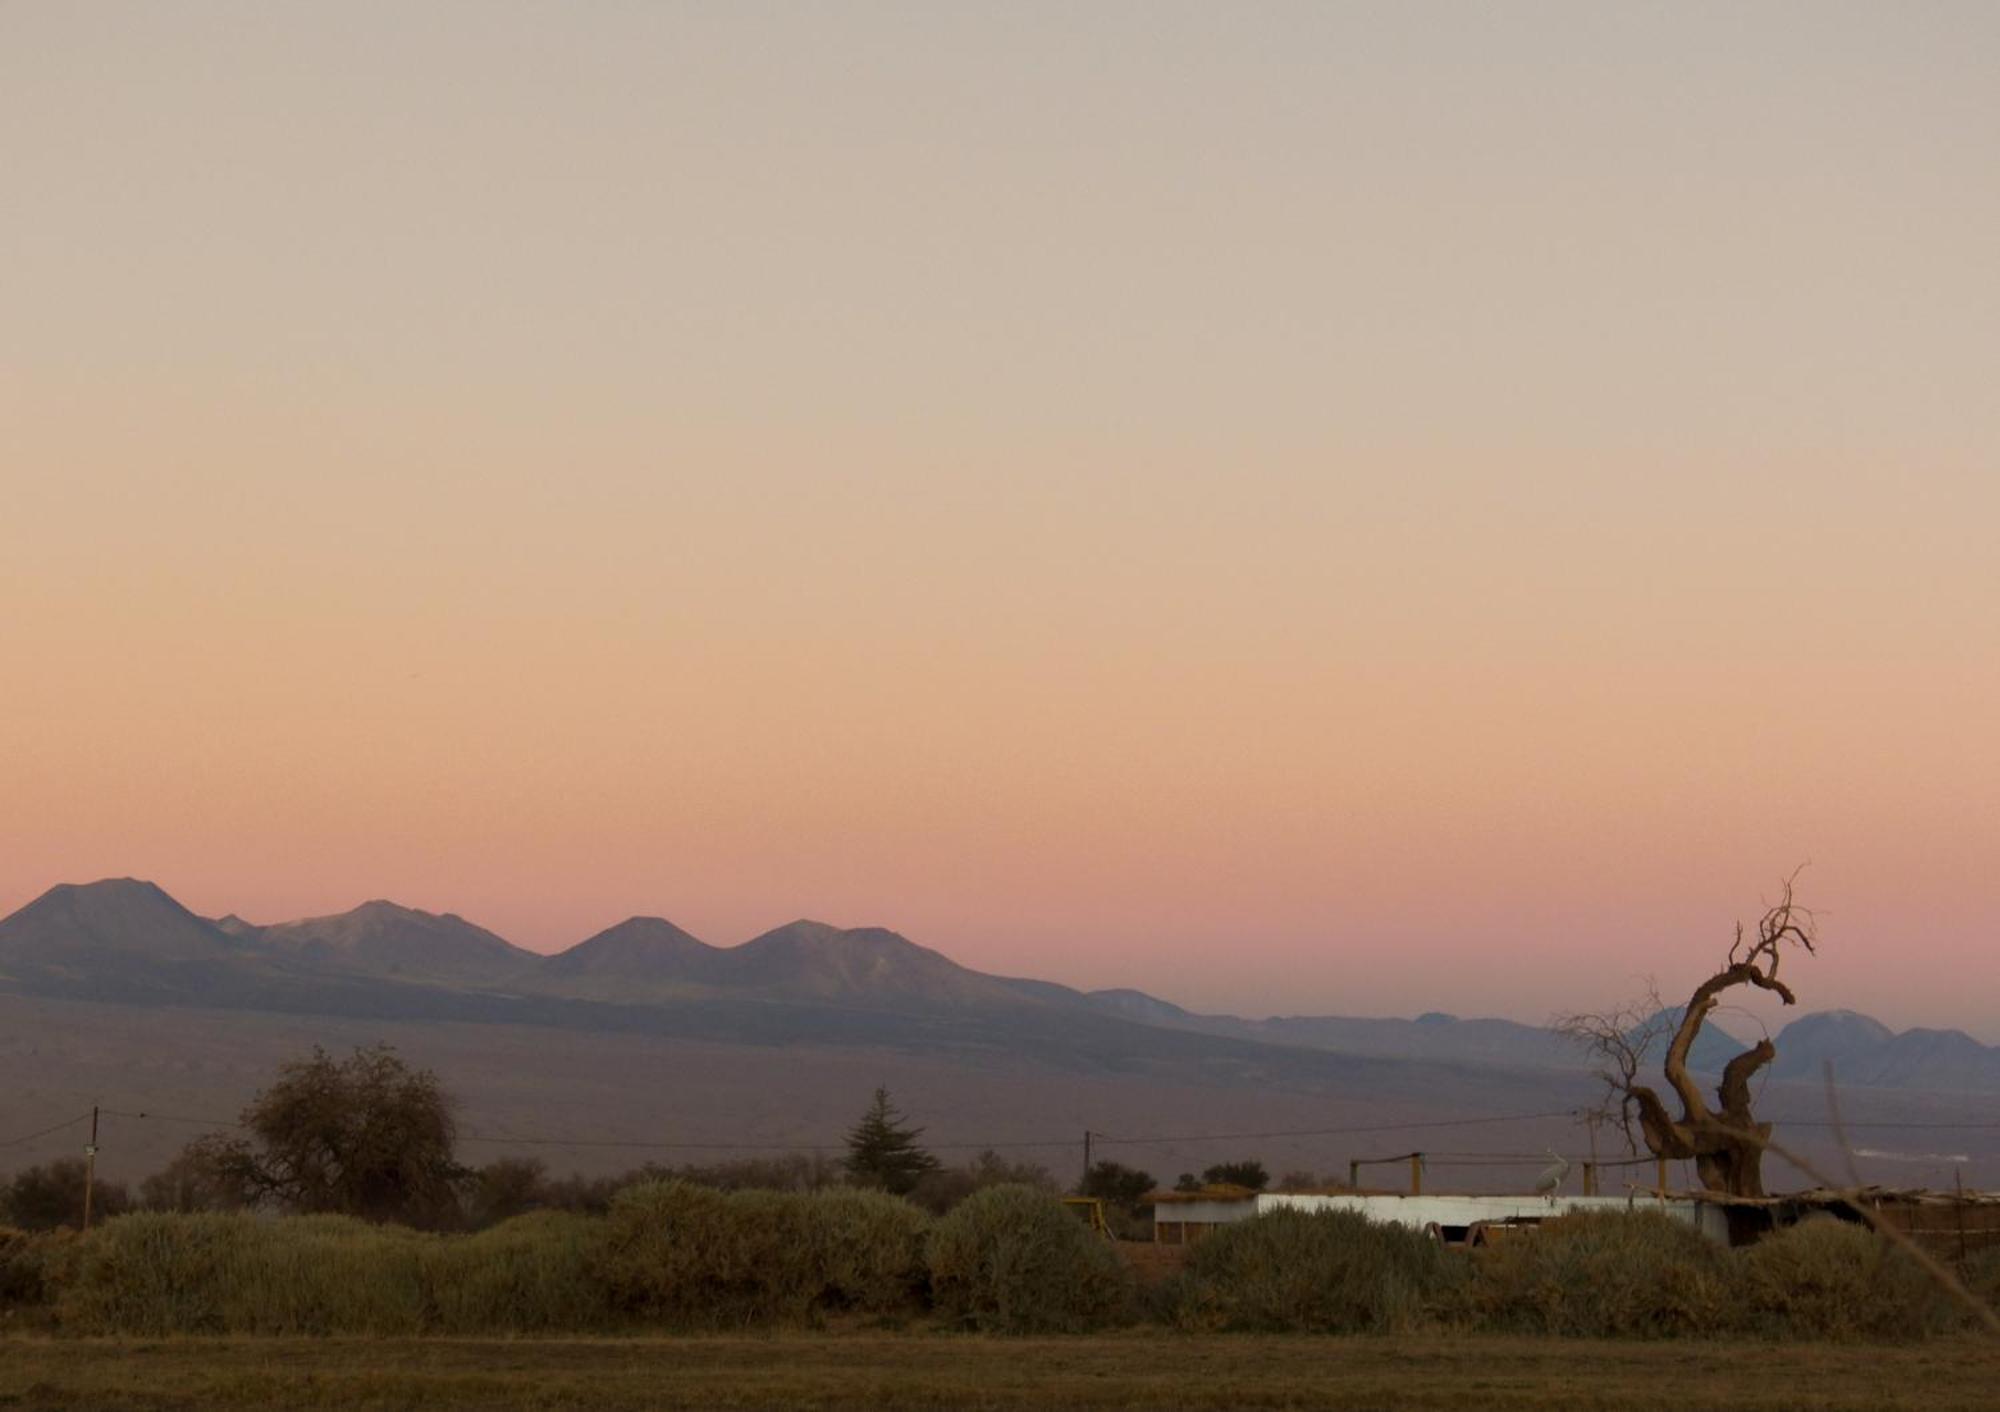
xmin=1150 ymin=1191 xmax=1731 ymax=1244
xmin=1261 ymin=1192 xmax=1730 ymax=1242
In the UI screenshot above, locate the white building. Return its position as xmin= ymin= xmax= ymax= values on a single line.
xmin=1151 ymin=1189 xmax=1730 ymax=1245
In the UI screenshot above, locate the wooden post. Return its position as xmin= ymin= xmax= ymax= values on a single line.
xmin=1348 ymin=1159 xmax=1361 ymax=1189
xmin=1582 ymin=1161 xmax=1596 ymax=1197
xmin=81 ymin=1106 xmax=100 ymax=1233
xmin=1656 ymin=1155 xmax=1669 ymax=1196
xmin=1409 ymin=1152 xmax=1422 ymax=1196
xmin=1957 ymin=1167 xmax=1968 ymax=1264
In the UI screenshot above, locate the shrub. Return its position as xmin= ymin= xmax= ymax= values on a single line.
xmin=1170 ymin=1207 xmax=1454 ymax=1333
xmin=423 ymin=1210 xmax=614 ymax=1333
xmin=600 ymin=1181 xmax=804 ymax=1326
xmin=599 ymin=1180 xmax=930 ymax=1327
xmin=802 ymin=1186 xmax=930 ymax=1314
xmin=59 ymin=1212 xmax=431 ymax=1336
xmin=0 ymin=1225 xmax=73 ymax=1326
xmin=1200 ymin=1161 xmax=1269 ymax=1192
xmin=0 ymin=1226 xmax=40 ymax=1308
xmin=908 ymin=1150 xmax=1058 ymax=1217
xmin=1456 ymin=1209 xmax=1733 ymax=1338
xmin=3 ymin=1158 xmax=129 ymax=1231
xmin=1963 ymin=1243 xmax=2000 ymax=1314
xmin=926 ymin=1183 xmax=1130 ymax=1333
xmin=1735 ymin=1217 xmax=1953 ymax=1342
xmin=672 ymin=1153 xmax=840 ymax=1194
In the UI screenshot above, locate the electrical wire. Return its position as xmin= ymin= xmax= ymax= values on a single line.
xmin=26 ymin=1104 xmax=2000 ymax=1171
xmin=0 ymin=1112 xmax=90 ymax=1149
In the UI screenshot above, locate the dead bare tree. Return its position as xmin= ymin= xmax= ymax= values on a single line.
xmin=1556 ymin=874 xmax=1816 ymax=1198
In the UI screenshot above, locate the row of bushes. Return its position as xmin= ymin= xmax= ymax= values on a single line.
xmin=6 ymin=1190 xmax=1997 ymax=1341
xmin=2 ymin=1183 xmax=1126 ymax=1337
xmin=1182 ymin=1207 xmax=1993 ymax=1343
xmin=2 ymin=1148 xmax=1072 ymax=1233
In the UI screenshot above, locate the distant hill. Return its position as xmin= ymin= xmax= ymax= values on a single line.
xmin=1637 ymin=1007 xmax=1751 ymax=1075
xmin=1771 ymin=1010 xmax=2000 ymax=1092
xmin=0 ymin=879 xmax=241 ymax=967
xmin=1 ymin=878 xmax=1993 ymax=1095
xmin=700 ymin=920 xmax=1045 ymax=1010
xmin=257 ymin=900 xmax=537 ymax=987
xmin=534 ymin=916 xmax=721 ymax=999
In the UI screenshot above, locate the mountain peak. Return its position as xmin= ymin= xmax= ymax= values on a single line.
xmin=716 ymin=919 xmax=1024 ymax=1010
xmin=541 ymin=916 xmax=718 ymax=987
xmin=38 ymin=876 xmax=175 ymax=906
xmin=259 ymin=899 xmax=531 ymax=985
xmin=0 ymin=878 xmax=243 ymax=968
xmin=743 ymin=919 xmax=926 ymax=953
xmin=1781 ymin=1009 xmax=1897 ymax=1045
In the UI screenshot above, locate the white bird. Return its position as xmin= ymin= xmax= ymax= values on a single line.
xmin=1534 ymin=1148 xmax=1571 ymax=1206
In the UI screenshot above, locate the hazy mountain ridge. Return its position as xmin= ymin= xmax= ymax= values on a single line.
xmin=1 ymin=879 xmax=1991 ymax=1094
xmin=256 ymin=900 xmax=539 ymax=987
xmin=1768 ymin=1009 xmax=2000 ymax=1091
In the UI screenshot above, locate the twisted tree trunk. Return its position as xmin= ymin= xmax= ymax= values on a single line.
xmin=1569 ymin=878 xmax=1816 ymax=1198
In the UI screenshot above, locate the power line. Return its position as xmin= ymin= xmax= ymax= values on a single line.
xmin=448 ymin=1108 xmax=1590 ymax=1153
xmin=0 ymin=1112 xmax=91 ymax=1149
xmin=99 ymin=1109 xmax=246 ymax=1130
xmin=1770 ymin=1118 xmax=2000 ymax=1132
xmin=23 ymin=1104 xmax=2000 ymax=1169
xmin=1092 ymin=1109 xmax=1579 ymax=1148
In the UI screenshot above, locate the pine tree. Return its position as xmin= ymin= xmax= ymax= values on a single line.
xmin=842 ymin=1087 xmax=940 ymax=1194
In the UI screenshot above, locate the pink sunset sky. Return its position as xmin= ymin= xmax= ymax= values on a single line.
xmin=3 ymin=5 xmax=1996 ymax=1035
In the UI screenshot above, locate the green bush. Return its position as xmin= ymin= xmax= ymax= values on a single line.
xmin=926 ymin=1183 xmax=1130 ymax=1333
xmin=1169 ymin=1207 xmax=1454 ymax=1333
xmin=423 ymin=1210 xmax=614 ymax=1334
xmin=600 ymin=1181 xmax=804 ymax=1326
xmin=0 ymin=1225 xmax=74 ymax=1327
xmin=599 ymin=1180 xmax=929 ymax=1327
xmin=1735 ymin=1217 xmax=1953 ymax=1342
xmin=58 ymin=1212 xmax=431 ymax=1336
xmin=0 ymin=1226 xmax=40 ymax=1309
xmin=1962 ymin=1243 xmax=2000 ymax=1314
xmin=1456 ymin=1209 xmax=1733 ymax=1338
xmin=801 ymin=1186 xmax=930 ymax=1315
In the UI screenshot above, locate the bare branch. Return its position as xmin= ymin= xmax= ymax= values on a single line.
xmin=1558 ymin=872 xmax=1820 ymax=1197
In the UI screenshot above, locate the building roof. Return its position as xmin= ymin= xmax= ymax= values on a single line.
xmin=1145 ymin=1184 xmax=1261 ymax=1205
xmin=1682 ymin=1185 xmax=2000 ymax=1209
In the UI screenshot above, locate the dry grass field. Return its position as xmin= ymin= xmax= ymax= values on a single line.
xmin=2 ymin=1335 xmax=1998 ymax=1411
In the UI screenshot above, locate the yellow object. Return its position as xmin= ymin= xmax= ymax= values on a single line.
xmin=1062 ymin=1196 xmax=1112 ymax=1239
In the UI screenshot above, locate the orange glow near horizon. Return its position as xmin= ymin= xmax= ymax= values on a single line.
xmin=3 ymin=5 xmax=1997 ymax=1035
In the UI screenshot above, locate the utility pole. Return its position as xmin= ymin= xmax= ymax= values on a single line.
xmin=81 ymin=1106 xmax=100 ymax=1232
xmin=1082 ymin=1130 xmax=1093 ymax=1185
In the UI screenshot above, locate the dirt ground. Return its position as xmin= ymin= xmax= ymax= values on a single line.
xmin=2 ymin=1334 xmax=1997 ymax=1411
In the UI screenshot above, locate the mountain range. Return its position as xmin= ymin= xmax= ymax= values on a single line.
xmin=4 ymin=878 xmax=1996 ymax=1095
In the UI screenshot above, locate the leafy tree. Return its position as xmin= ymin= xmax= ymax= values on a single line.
xmin=137 ymin=1140 xmax=254 ymax=1213
xmin=1201 ymin=1160 xmax=1270 ymax=1191
xmin=842 ymin=1087 xmax=940 ymax=1195
xmin=1078 ymin=1160 xmax=1155 ymax=1208
xmin=460 ymin=1156 xmax=550 ymax=1228
xmin=671 ymin=1152 xmax=840 ymax=1193
xmin=909 ymin=1148 xmax=1057 ymax=1215
xmin=2 ymin=1157 xmax=128 ymax=1231
xmin=204 ymin=1044 xmax=466 ymax=1225
xmin=1173 ymin=1172 xmax=1202 ymax=1193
